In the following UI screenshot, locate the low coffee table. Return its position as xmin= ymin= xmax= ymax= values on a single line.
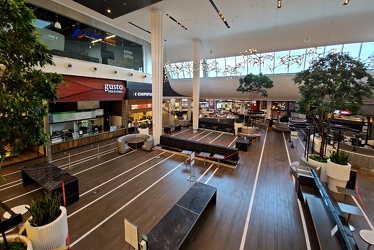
xmin=127 ymin=138 xmax=144 ymax=149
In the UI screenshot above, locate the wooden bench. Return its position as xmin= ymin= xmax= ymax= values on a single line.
xmin=296 ymin=169 xmax=358 ymax=250
xmin=146 ymin=182 xmax=216 ymax=249
xmin=21 ymin=162 xmax=79 ymax=206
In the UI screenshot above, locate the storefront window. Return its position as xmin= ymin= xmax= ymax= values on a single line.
xmin=30 ymin=3 xmax=144 ymax=71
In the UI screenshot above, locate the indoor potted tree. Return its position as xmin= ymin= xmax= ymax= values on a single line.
xmin=236 ymin=73 xmax=274 ymax=100
xmin=294 ymin=52 xmax=374 ymax=172
xmin=0 ymin=0 xmax=64 ymax=168
xmin=236 ymin=73 xmax=273 ymax=134
xmin=25 ymin=192 xmax=68 ymax=250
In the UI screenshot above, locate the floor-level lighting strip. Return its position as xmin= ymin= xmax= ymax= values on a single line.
xmin=353 ymin=195 xmax=374 ymax=230
xmin=0 ymin=180 xmax=22 ymax=191
xmin=69 ymin=154 xmax=175 ymax=217
xmin=228 ymin=136 xmax=238 ymax=148
xmin=79 ymin=152 xmax=170 ymax=197
xmin=282 ymin=132 xmax=311 ymax=250
xmin=239 ymin=128 xmax=268 ymax=250
xmin=1 ymin=151 xmax=137 ymax=202
xmin=209 ymin=133 xmax=223 ymax=144
xmin=171 ymin=129 xmax=189 ymax=137
xmin=189 ymin=130 xmax=208 ymax=140
xmin=50 ymin=142 xmax=116 ymax=163
xmin=58 ymin=148 xmax=117 ymax=170
xmin=195 ymin=131 xmax=213 ymax=141
xmin=69 ymin=162 xmax=183 ymax=247
xmin=3 ymin=187 xmax=43 ymax=203
xmin=196 ymin=163 xmax=214 ymax=182
xmin=204 ymin=167 xmax=220 ymax=184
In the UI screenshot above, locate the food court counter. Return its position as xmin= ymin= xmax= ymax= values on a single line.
xmin=50 ymin=128 xmax=126 ymax=153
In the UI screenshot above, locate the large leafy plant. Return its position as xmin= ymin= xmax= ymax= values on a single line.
xmin=27 ymin=192 xmax=62 ymax=227
xmin=236 ymin=73 xmax=274 ymax=99
xmin=293 ymin=52 xmax=374 ymax=160
xmin=0 ymin=0 xmax=63 ymax=165
xmin=329 ymin=150 xmax=349 ymax=165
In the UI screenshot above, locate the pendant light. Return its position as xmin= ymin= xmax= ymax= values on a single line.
xmin=54 ymin=15 xmax=61 ymax=29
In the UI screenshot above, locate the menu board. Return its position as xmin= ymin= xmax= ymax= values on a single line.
xmin=50 ymin=109 xmax=104 ymax=123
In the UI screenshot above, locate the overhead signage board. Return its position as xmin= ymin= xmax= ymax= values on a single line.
xmin=126 ymin=81 xmax=152 ymax=100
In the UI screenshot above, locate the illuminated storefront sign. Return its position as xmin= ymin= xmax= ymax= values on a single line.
xmin=104 ymin=84 xmax=124 ymax=93
xmin=72 ymin=26 xmax=116 ymax=45
xmin=131 ymin=104 xmax=152 ymax=110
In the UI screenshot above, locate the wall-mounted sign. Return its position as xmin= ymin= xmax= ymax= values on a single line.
xmin=58 ymin=75 xmax=126 ymax=101
xmin=72 ymin=26 xmax=116 ymax=45
xmin=104 ymin=84 xmax=124 ymax=93
xmin=131 ymin=104 xmax=152 ymax=110
xmin=126 ymin=82 xmax=152 ymax=100
xmin=133 ymin=92 xmax=152 ymax=97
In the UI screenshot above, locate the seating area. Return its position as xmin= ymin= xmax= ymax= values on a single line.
xmin=271 ymin=122 xmax=291 ymax=132
xmin=146 ymin=182 xmax=217 ymax=249
xmin=21 ymin=162 xmax=79 ymax=206
xmin=117 ymin=134 xmax=154 ymax=154
xmin=339 ymin=142 xmax=374 ymax=171
xmin=237 ymin=126 xmax=261 ymax=141
xmin=295 ymin=168 xmax=358 ymax=250
xmin=199 ymin=118 xmax=234 ymax=133
xmin=174 ymin=119 xmax=191 ymax=127
xmin=164 ymin=124 xmax=182 ymax=134
xmin=159 ymin=135 xmax=239 ymax=167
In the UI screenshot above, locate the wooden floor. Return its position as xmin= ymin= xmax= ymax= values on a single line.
xmin=1 ymin=112 xmax=374 ymax=250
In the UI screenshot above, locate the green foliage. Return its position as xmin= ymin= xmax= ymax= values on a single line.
xmin=27 ymin=192 xmax=62 ymax=227
xmin=309 ymin=154 xmax=328 ymax=163
xmin=329 ymin=150 xmax=349 ymax=165
xmin=235 ymin=118 xmax=243 ymax=123
xmin=279 ymin=115 xmax=289 ymax=123
xmin=0 ymin=240 xmax=25 ymax=250
xmin=293 ymin=52 xmax=374 ymax=159
xmin=236 ymin=73 xmax=274 ymax=98
xmin=140 ymin=122 xmax=148 ymax=129
xmin=0 ymin=0 xmax=64 ymax=162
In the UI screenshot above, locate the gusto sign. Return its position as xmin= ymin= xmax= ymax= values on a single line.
xmin=104 ymin=84 xmax=124 ymax=93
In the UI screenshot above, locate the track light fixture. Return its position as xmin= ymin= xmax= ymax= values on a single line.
xmin=277 ymin=0 xmax=282 ymax=9
xmin=343 ymin=0 xmax=350 ymax=5
xmin=165 ymin=14 xmax=188 ymax=30
xmin=128 ymin=73 xmax=133 ymax=77
xmin=209 ymin=0 xmax=230 ymax=29
xmin=142 ymin=75 xmax=147 ymax=78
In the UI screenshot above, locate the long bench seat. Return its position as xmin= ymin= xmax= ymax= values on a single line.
xmin=159 ymin=135 xmax=239 ymax=167
xmin=21 ymin=162 xmax=79 ymax=206
xmin=296 ymin=169 xmax=358 ymax=250
xmin=146 ymin=182 xmax=216 ymax=249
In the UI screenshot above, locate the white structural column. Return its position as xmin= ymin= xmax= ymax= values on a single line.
xmin=192 ymin=40 xmax=201 ymax=131
xmin=187 ymin=99 xmax=192 ymax=121
xmin=151 ymin=10 xmax=164 ymax=145
xmin=240 ymin=101 xmax=245 ymax=114
xmin=266 ymin=101 xmax=272 ymax=119
xmin=169 ymin=98 xmax=175 ymax=113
